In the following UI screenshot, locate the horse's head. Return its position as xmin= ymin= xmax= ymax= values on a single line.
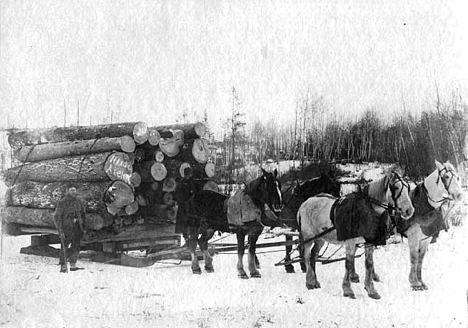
xmin=386 ymin=171 xmax=414 ymax=220
xmin=246 ymin=169 xmax=282 ymax=213
xmin=435 ymin=160 xmax=463 ymax=202
xmin=366 ymin=170 xmax=414 ymax=220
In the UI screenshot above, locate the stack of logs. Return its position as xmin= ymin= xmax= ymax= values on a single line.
xmin=1 ymin=122 xmax=217 ymax=235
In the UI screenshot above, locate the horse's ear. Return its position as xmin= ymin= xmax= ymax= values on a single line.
xmin=261 ymin=168 xmax=267 ymax=176
xmin=435 ymin=160 xmax=443 ymax=170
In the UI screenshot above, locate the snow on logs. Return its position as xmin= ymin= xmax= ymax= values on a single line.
xmin=2 ymin=121 xmax=217 ymax=233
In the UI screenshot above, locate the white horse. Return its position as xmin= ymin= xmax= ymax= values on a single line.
xmin=298 ymin=170 xmax=414 ymax=299
xmin=400 ymin=160 xmax=463 ymax=290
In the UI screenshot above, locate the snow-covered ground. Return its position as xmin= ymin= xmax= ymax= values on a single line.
xmin=1 ymin=163 xmax=467 ymax=328
xmin=1 ymin=213 xmax=467 ymax=328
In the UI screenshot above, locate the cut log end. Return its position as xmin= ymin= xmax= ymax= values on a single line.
xmin=120 ymin=135 xmax=136 ymax=153
xmin=151 ymin=162 xmax=167 ymax=181
xmin=133 ymin=122 xmax=149 ymax=144
xmin=192 ymin=138 xmax=210 ymax=164
xmin=148 ymin=129 xmax=161 ymax=146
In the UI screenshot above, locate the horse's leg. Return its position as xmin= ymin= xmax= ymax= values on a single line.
xmin=416 ymin=238 xmax=431 ymax=290
xmin=408 ymin=227 xmax=424 ymax=290
xmin=350 ymin=264 xmax=360 ymax=283
xmin=303 ymin=240 xmax=318 ymax=289
xmin=371 ymin=245 xmax=381 ymax=282
xmin=284 ymin=235 xmax=295 ymax=273
xmin=198 ymin=228 xmax=215 ymax=273
xmin=187 ymin=227 xmax=201 ymax=274
xmin=299 ymin=241 xmax=306 ymax=273
xmin=307 ymin=238 xmax=324 ymax=289
xmin=364 ymin=245 xmax=381 ymax=299
xmin=248 ymin=229 xmax=262 ymax=278
xmin=342 ymin=241 xmax=356 ymax=299
xmin=236 ymin=230 xmax=248 ymax=279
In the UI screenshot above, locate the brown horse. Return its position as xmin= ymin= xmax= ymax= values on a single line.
xmin=175 ymin=169 xmax=283 ymax=277
xmin=398 ymin=161 xmax=463 ymax=291
xmin=297 ymin=170 xmax=414 ymax=299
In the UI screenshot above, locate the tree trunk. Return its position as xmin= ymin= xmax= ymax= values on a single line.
xmin=13 ymin=136 xmax=135 ymax=163
xmin=2 ymin=206 xmax=112 ymax=230
xmin=6 ymin=181 xmax=110 ymax=212
xmin=3 ymin=152 xmax=114 ymax=186
xmin=154 ymin=122 xmax=206 ymax=139
xmin=7 ymin=122 xmax=146 ymax=148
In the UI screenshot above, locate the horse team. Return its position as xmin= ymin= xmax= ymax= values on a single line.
xmin=175 ymin=160 xmax=464 ymax=300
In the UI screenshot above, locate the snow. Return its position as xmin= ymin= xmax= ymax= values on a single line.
xmin=1 ymin=164 xmax=467 ymax=328
xmin=1 ymin=218 xmax=467 ymax=328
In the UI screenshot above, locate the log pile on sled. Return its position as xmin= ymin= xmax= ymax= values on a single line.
xmin=2 ymin=121 xmax=217 ymax=240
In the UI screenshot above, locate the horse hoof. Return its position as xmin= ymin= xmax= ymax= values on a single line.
xmin=250 ymin=272 xmax=262 ymax=278
xmin=306 ymin=282 xmax=321 ymax=290
xmin=343 ymin=293 xmax=356 ymax=299
xmin=205 ymin=267 xmax=214 ymax=273
xmin=192 ymin=269 xmax=202 ymax=275
xmin=238 ymin=273 xmax=249 ymax=279
xmin=285 ymin=266 xmax=295 ymax=274
xmin=368 ymin=293 xmax=381 ymax=300
xmin=421 ymin=283 xmax=428 ymax=290
xmin=411 ymin=285 xmax=423 ymax=291
xmin=350 ymin=276 xmax=360 ymax=283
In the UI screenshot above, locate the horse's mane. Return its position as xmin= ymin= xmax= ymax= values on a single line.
xmin=443 ymin=161 xmax=456 ymax=172
xmin=365 ymin=173 xmax=390 ymax=203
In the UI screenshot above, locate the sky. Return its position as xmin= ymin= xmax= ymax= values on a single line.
xmin=0 ymin=0 xmax=467 ymax=138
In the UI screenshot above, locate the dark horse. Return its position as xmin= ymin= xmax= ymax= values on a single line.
xmin=278 ymin=173 xmax=341 ymax=273
xmin=175 ymin=169 xmax=283 ymax=277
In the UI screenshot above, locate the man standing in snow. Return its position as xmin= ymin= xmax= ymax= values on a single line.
xmin=54 ymin=184 xmax=86 ymax=273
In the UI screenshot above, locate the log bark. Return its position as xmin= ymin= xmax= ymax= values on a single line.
xmin=7 ymin=122 xmax=146 ymax=148
xmin=6 ymin=181 xmax=110 ymax=212
xmin=154 ymin=122 xmax=206 ymax=139
xmin=13 ymin=136 xmax=136 ymax=163
xmin=1 ymin=206 xmax=112 ymax=230
xmin=2 ymin=152 xmax=113 ymax=186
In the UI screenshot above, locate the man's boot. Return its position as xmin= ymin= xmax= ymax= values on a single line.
xmin=60 ymin=264 xmax=68 ymax=273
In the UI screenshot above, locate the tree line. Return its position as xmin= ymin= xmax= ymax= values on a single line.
xmin=213 ymin=88 xmax=467 ymax=181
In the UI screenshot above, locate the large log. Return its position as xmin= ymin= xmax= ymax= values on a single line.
xmin=154 ymin=122 xmax=206 ymax=139
xmin=103 ymin=152 xmax=133 ymax=184
xmin=2 ymin=152 xmax=113 ymax=186
xmin=178 ymin=138 xmax=210 ymax=164
xmin=7 ymin=122 xmax=147 ymax=148
xmin=13 ymin=136 xmax=135 ymax=163
xmin=6 ymin=181 xmax=111 ymax=212
xmin=1 ymin=206 xmax=113 ymax=230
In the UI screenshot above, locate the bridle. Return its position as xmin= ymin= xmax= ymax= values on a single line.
xmin=437 ymin=167 xmax=458 ymax=199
